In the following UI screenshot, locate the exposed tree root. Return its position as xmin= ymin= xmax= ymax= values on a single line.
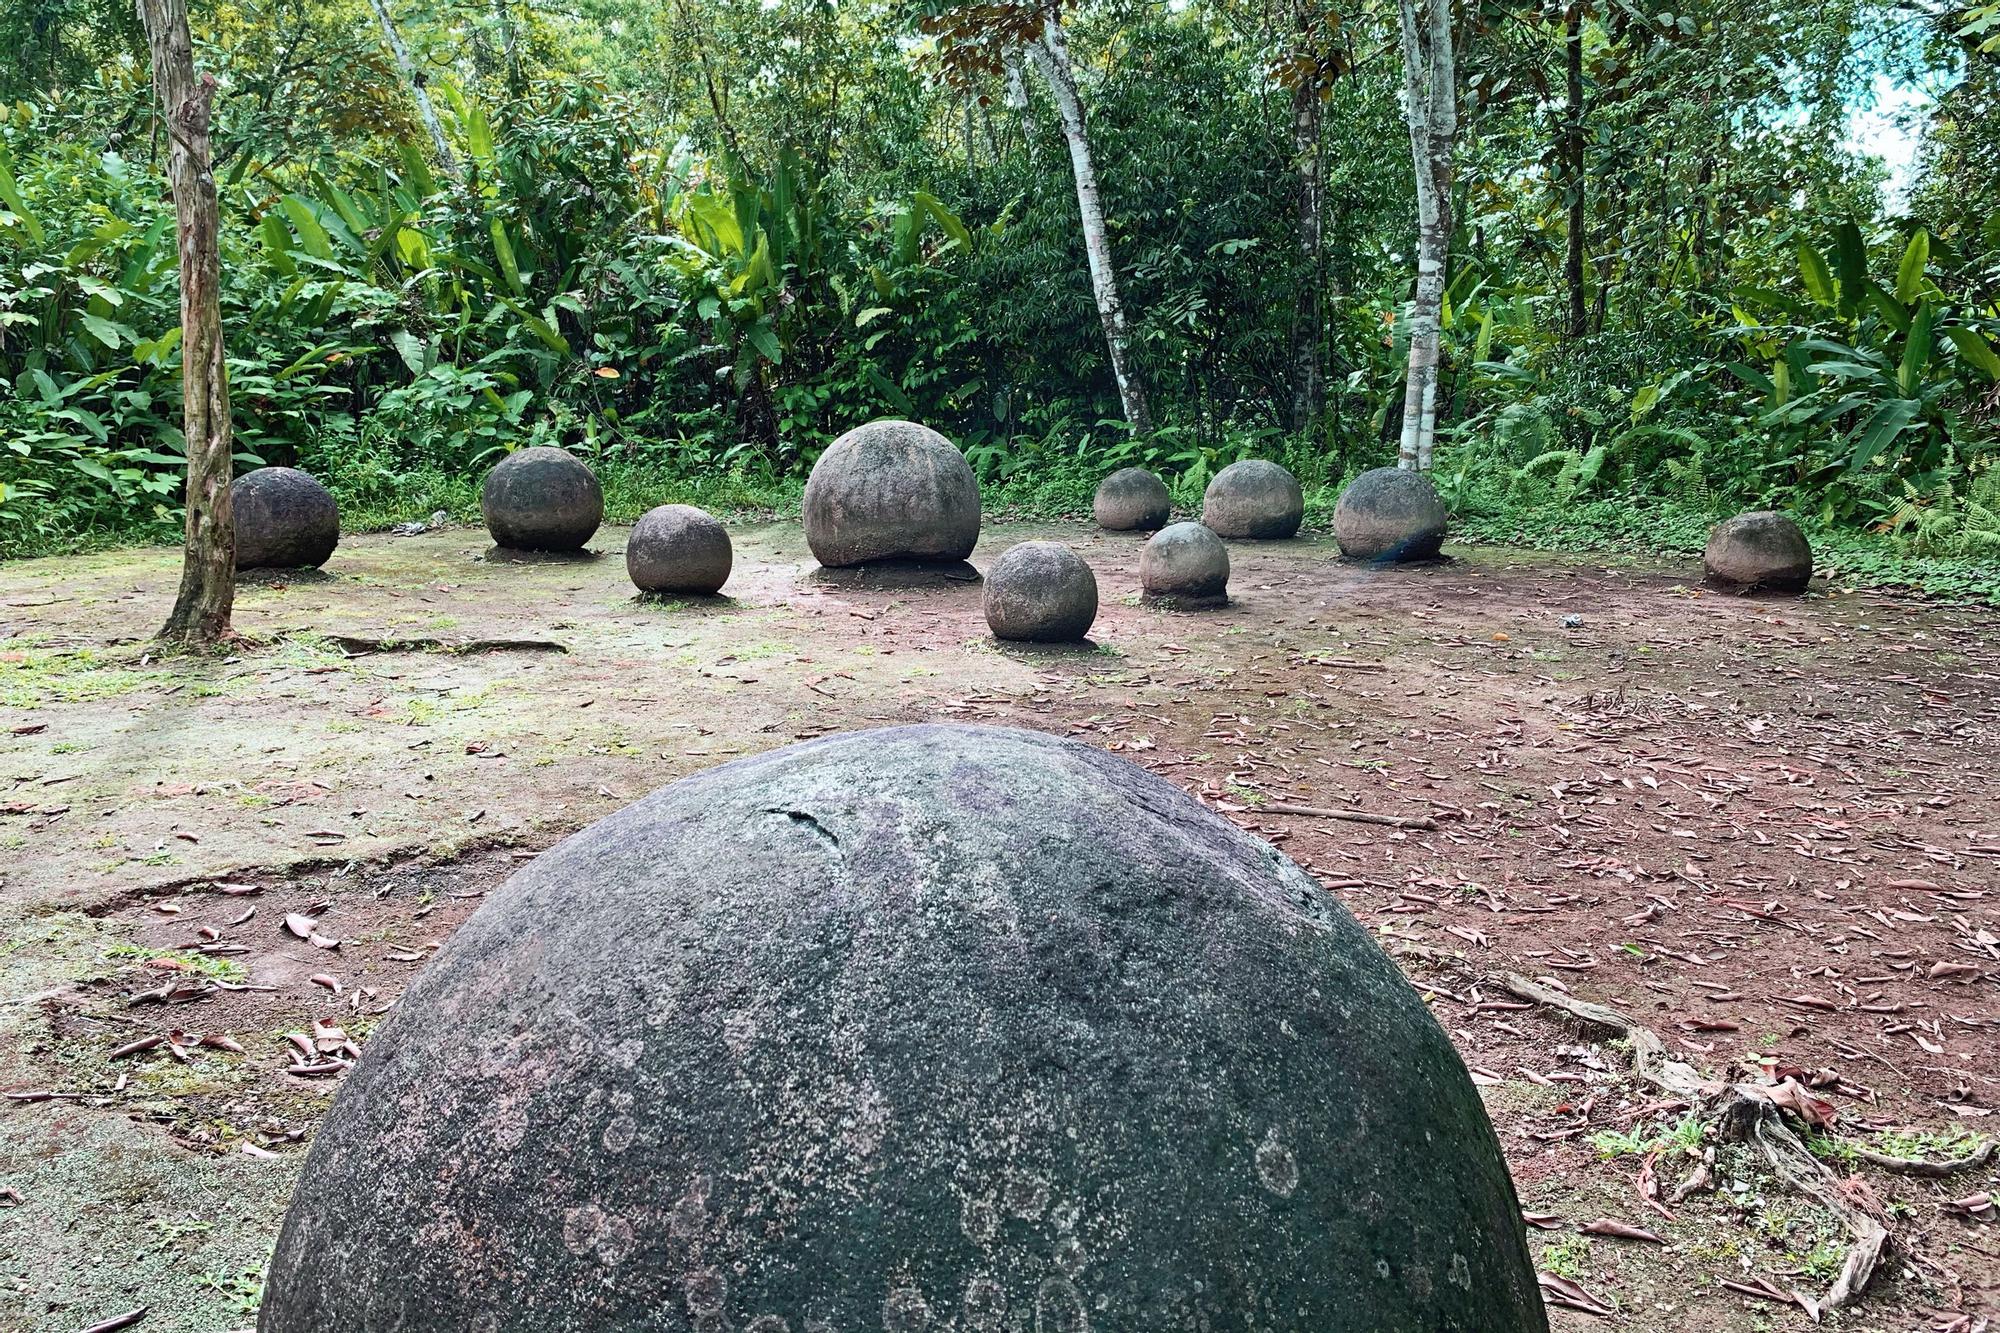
xmin=1501 ymin=972 xmax=1891 ymax=1321
xmin=321 ymin=634 xmax=569 ymax=656
xmin=1852 ymin=1139 xmax=1996 ymax=1177
xmin=1262 ymin=802 xmax=1439 ymax=830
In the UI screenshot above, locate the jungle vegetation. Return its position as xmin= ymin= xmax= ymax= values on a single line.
xmin=2 ymin=0 xmax=1998 ymax=590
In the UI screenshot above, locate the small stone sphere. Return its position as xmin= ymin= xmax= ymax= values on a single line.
xmin=1333 ymin=466 xmax=1448 ymax=562
xmin=1203 ymin=459 xmax=1304 ymax=539
xmin=1094 ymin=466 xmax=1171 ymax=531
xmin=626 ymin=504 xmax=732 ymax=595
xmin=1704 ymin=510 xmax=1812 ymax=593
xmin=984 ymin=540 xmax=1098 ymax=642
xmin=257 ymin=724 xmax=1547 ymax=1333
xmin=231 ymin=466 xmax=339 ymax=570
xmin=481 ymin=446 xmax=604 ymax=551
xmin=1141 ymin=521 xmax=1230 ymax=607
xmin=803 ymin=419 xmax=981 ymax=567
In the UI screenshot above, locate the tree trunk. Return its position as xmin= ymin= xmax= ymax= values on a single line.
xmin=364 ymin=0 xmax=459 ymax=178
xmin=138 ymin=0 xmax=234 ymax=648
xmin=1004 ymin=52 xmax=1034 ymax=156
xmin=495 ymin=0 xmax=523 ymax=97
xmin=1396 ymin=0 xmax=1456 ymax=472
xmin=1029 ymin=17 xmax=1153 ymax=436
xmin=1289 ymin=76 xmax=1325 ymax=436
xmin=1563 ymin=2 xmax=1586 ymax=340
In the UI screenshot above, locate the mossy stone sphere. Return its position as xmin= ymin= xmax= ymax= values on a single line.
xmin=984 ymin=540 xmax=1098 ymax=642
xmin=258 ymin=724 xmax=1547 ymax=1333
xmin=1094 ymin=467 xmax=1171 ymax=531
xmin=231 ymin=466 xmax=339 ymax=570
xmin=803 ymin=419 xmax=981 ymax=567
xmin=1704 ymin=510 xmax=1812 ymax=593
xmin=627 ymin=504 xmax=732 ymax=595
xmin=481 ymin=447 xmax=604 ymax=551
xmin=1141 ymin=521 xmax=1230 ymax=607
xmin=1333 ymin=467 xmax=1448 ymax=562
xmin=1203 ymin=459 xmax=1304 ymax=539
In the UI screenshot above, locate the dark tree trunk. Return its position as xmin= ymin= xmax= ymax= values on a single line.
xmin=138 ymin=0 xmax=235 ymax=649
xmin=1563 ymin=3 xmax=1587 ymax=341
xmin=1289 ymin=77 xmax=1325 ymax=436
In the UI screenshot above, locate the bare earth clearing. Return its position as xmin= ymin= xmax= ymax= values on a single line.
xmin=0 ymin=519 xmax=1995 ymax=1332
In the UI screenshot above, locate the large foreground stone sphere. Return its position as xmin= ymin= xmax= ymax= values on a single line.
xmin=1203 ymin=459 xmax=1304 ymax=539
xmin=1704 ymin=510 xmax=1812 ymax=593
xmin=482 ymin=446 xmax=604 ymax=551
xmin=627 ymin=504 xmax=732 ymax=595
xmin=984 ymin=540 xmax=1098 ymax=642
xmin=231 ymin=466 xmax=339 ymax=570
xmin=803 ymin=419 xmax=980 ymax=567
xmin=1141 ymin=520 xmax=1230 ymax=607
xmin=1094 ymin=466 xmax=1171 ymax=531
xmin=1334 ymin=466 xmax=1448 ymax=562
xmin=259 ymin=724 xmax=1546 ymax=1333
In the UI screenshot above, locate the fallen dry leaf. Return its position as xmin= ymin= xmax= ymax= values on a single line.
xmin=1536 ymin=1272 xmax=1614 ymax=1317
xmin=1581 ymin=1218 xmax=1665 ymax=1244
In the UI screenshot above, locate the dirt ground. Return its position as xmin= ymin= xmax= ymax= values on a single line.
xmin=0 ymin=517 xmax=1995 ymax=1333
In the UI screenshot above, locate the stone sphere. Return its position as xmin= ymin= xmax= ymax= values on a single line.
xmin=984 ymin=540 xmax=1098 ymax=642
xmin=1333 ymin=466 xmax=1448 ymax=562
xmin=1203 ymin=459 xmax=1304 ymax=539
xmin=803 ymin=419 xmax=980 ymax=567
xmin=626 ymin=504 xmax=732 ymax=596
xmin=1140 ymin=520 xmax=1230 ymax=607
xmin=1093 ymin=466 xmax=1171 ymax=531
xmin=258 ymin=724 xmax=1546 ymax=1333
xmin=481 ymin=446 xmax=604 ymax=551
xmin=231 ymin=466 xmax=339 ymax=570
xmin=1704 ymin=510 xmax=1812 ymax=593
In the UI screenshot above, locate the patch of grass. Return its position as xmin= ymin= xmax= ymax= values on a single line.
xmin=1869 ymin=1126 xmax=1982 ymax=1161
xmin=0 ymin=643 xmax=173 ymax=707
xmin=194 ymin=1267 xmax=265 ymax=1315
xmin=1803 ymin=1130 xmax=1859 ymax=1164
xmin=104 ymin=941 xmax=247 ymax=984
xmin=266 ymin=633 xmax=349 ymax=670
xmin=1224 ymin=782 xmax=1266 ymax=806
xmin=143 ymin=1213 xmax=217 ymax=1246
xmin=1539 ymin=1234 xmax=1593 ymax=1280
xmin=1590 ymin=1112 xmax=1703 ymax=1160
xmin=1451 ymin=489 xmax=2000 ymax=605
xmin=1796 ymin=1238 xmax=1846 ymax=1282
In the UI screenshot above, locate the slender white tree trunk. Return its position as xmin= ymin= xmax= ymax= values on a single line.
xmin=1396 ymin=0 xmax=1456 ymax=472
xmin=1029 ymin=17 xmax=1153 ymax=436
xmin=1004 ymin=52 xmax=1034 ymax=155
xmin=365 ymin=0 xmax=460 ymax=178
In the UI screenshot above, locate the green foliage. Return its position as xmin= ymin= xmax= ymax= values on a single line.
xmin=0 ymin=0 xmax=1993 ymax=574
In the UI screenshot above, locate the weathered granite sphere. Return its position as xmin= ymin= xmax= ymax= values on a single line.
xmin=1704 ymin=510 xmax=1813 ymax=593
xmin=258 ymin=724 xmax=1546 ymax=1333
xmin=231 ymin=466 xmax=339 ymax=570
xmin=626 ymin=504 xmax=732 ymax=595
xmin=1094 ymin=466 xmax=1171 ymax=531
xmin=481 ymin=446 xmax=604 ymax=551
xmin=1203 ymin=459 xmax=1304 ymax=539
xmin=984 ymin=540 xmax=1098 ymax=642
xmin=1333 ymin=466 xmax=1449 ymax=562
xmin=803 ymin=419 xmax=980 ymax=567
xmin=1141 ymin=520 xmax=1230 ymax=607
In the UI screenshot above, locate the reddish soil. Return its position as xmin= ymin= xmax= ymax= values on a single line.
xmin=1 ymin=521 xmax=1996 ymax=1331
